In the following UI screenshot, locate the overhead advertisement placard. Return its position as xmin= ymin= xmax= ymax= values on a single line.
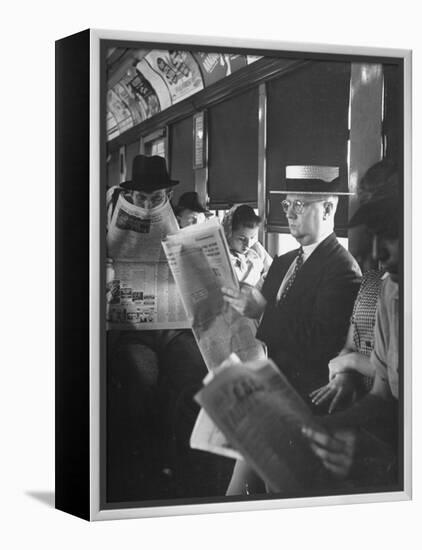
xmin=139 ymin=50 xmax=204 ymax=106
xmin=114 ymin=82 xmax=143 ymax=126
xmin=106 ymin=50 xmax=257 ymax=140
xmin=121 ymin=66 xmax=161 ymax=121
xmin=107 ymin=89 xmax=134 ymax=135
xmin=106 ymin=111 xmax=119 ymax=141
xmin=194 ymin=52 xmax=228 ymax=86
xmin=194 ymin=52 xmax=248 ymax=85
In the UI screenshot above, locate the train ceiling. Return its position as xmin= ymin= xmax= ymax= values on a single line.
xmin=106 ymin=47 xmax=261 ymax=141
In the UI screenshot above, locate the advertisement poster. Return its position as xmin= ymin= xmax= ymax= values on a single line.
xmin=140 ymin=50 xmax=204 ymax=105
xmin=194 ymin=52 xmax=249 ymax=85
xmin=120 ymin=66 xmax=161 ymax=121
xmin=114 ymin=82 xmax=143 ymax=126
xmin=107 ymin=88 xmax=134 ymax=135
xmin=106 ymin=110 xmax=120 ymax=141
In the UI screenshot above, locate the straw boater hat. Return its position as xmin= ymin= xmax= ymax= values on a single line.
xmin=120 ymin=154 xmax=179 ymax=192
xmin=284 ymin=165 xmax=353 ymax=195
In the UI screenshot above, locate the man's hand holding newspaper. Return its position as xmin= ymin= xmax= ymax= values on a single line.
xmin=162 ymin=218 xmax=266 ymax=370
xmin=193 ymin=357 xmax=328 ymax=494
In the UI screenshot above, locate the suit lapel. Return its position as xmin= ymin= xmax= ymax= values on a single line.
xmin=281 ymin=233 xmax=337 ymax=305
xmin=264 ymin=250 xmax=297 ymax=302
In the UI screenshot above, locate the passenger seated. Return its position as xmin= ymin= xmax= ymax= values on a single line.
xmin=174 ymin=191 xmax=208 ymax=228
xmin=302 ymin=159 xmax=400 ymax=489
xmin=106 ymin=155 xmax=220 ymax=500
xmin=309 ymin=160 xmax=398 ymax=414
xmin=222 ymin=204 xmax=272 ymax=287
xmin=309 ymin=267 xmax=385 ymax=412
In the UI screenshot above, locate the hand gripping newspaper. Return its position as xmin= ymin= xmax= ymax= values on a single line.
xmin=162 ymin=218 xmax=266 ymax=369
xmin=193 ymin=357 xmax=327 ymax=494
xmin=106 ymin=192 xmax=189 ymax=329
xmin=162 ymin=218 xmax=267 ymax=459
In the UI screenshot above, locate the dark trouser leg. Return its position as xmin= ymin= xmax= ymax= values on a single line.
xmin=349 ymin=429 xmax=399 ymax=491
xmin=159 ymin=330 xmax=233 ymax=497
xmin=106 ymin=330 xmax=160 ymax=501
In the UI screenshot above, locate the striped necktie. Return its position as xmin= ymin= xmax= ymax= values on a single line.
xmin=279 ymin=247 xmax=304 ymax=302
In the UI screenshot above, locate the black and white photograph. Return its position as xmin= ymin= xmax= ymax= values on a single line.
xmin=76 ymin=32 xmax=411 ymax=516
xmin=3 ymin=0 xmax=420 ymax=546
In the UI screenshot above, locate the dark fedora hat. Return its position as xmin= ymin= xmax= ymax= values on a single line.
xmin=349 ymin=194 xmax=399 ymax=238
xmin=120 ymin=154 xmax=179 ymax=192
xmin=349 ymin=160 xmax=400 ymax=238
xmin=176 ymin=191 xmax=207 ymax=214
xmin=284 ymin=165 xmax=353 ymax=195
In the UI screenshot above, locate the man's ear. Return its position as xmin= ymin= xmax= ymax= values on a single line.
xmin=167 ymin=189 xmax=174 ymax=200
xmin=323 ymin=201 xmax=333 ymax=218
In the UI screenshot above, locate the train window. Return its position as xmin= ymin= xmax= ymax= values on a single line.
xmin=141 ymin=127 xmax=167 ymax=159
xmin=145 ymin=138 xmax=165 ymax=157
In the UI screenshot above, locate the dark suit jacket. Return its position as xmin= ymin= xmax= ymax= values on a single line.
xmin=256 ymin=233 xmax=361 ymax=398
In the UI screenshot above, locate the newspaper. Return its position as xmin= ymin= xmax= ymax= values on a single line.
xmin=107 ymin=193 xmax=179 ymax=262
xmin=190 ymin=408 xmax=243 ymax=460
xmin=106 ymin=260 xmax=189 ymax=329
xmin=190 ymin=353 xmax=243 ymax=460
xmin=162 ymin=218 xmax=266 ymax=370
xmin=106 ymin=193 xmax=190 ymax=329
xmin=194 ymin=358 xmax=327 ymax=493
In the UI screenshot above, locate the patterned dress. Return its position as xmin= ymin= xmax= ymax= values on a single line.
xmin=350 ymin=269 xmax=385 ymax=390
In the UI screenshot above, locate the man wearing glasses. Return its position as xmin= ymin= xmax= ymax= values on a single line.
xmin=223 ymin=165 xmax=361 ymax=400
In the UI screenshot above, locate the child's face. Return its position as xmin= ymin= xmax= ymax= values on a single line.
xmin=229 ymin=225 xmax=258 ymax=255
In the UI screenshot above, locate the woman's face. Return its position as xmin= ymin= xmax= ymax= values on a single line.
xmin=374 ymin=235 xmax=400 ymax=282
xmin=228 ymin=225 xmax=258 ymax=255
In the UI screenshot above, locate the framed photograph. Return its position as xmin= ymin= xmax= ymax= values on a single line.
xmin=55 ymin=29 xmax=412 ymax=521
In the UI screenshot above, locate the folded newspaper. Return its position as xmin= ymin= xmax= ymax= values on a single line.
xmin=107 ymin=192 xmax=178 ymax=262
xmin=162 ymin=218 xmax=266 ymax=370
xmin=106 ymin=192 xmax=189 ymax=329
xmin=193 ymin=358 xmax=326 ymax=494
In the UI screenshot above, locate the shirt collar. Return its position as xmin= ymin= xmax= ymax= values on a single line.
xmin=301 ymin=232 xmax=332 ymax=261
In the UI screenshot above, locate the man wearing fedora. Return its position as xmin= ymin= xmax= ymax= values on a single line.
xmin=107 ymin=155 xmax=216 ymax=499
xmin=223 ymin=165 xmax=361 ymax=399
xmin=107 ymin=154 xmax=179 ymax=221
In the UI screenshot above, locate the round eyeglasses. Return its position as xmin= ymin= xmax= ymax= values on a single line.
xmin=281 ymin=199 xmax=326 ymax=215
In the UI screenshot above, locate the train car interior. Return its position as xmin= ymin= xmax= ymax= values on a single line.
xmin=104 ymin=44 xmax=401 ymax=505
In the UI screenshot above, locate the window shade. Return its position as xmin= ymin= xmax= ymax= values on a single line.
xmin=208 ymin=87 xmax=259 ymax=206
